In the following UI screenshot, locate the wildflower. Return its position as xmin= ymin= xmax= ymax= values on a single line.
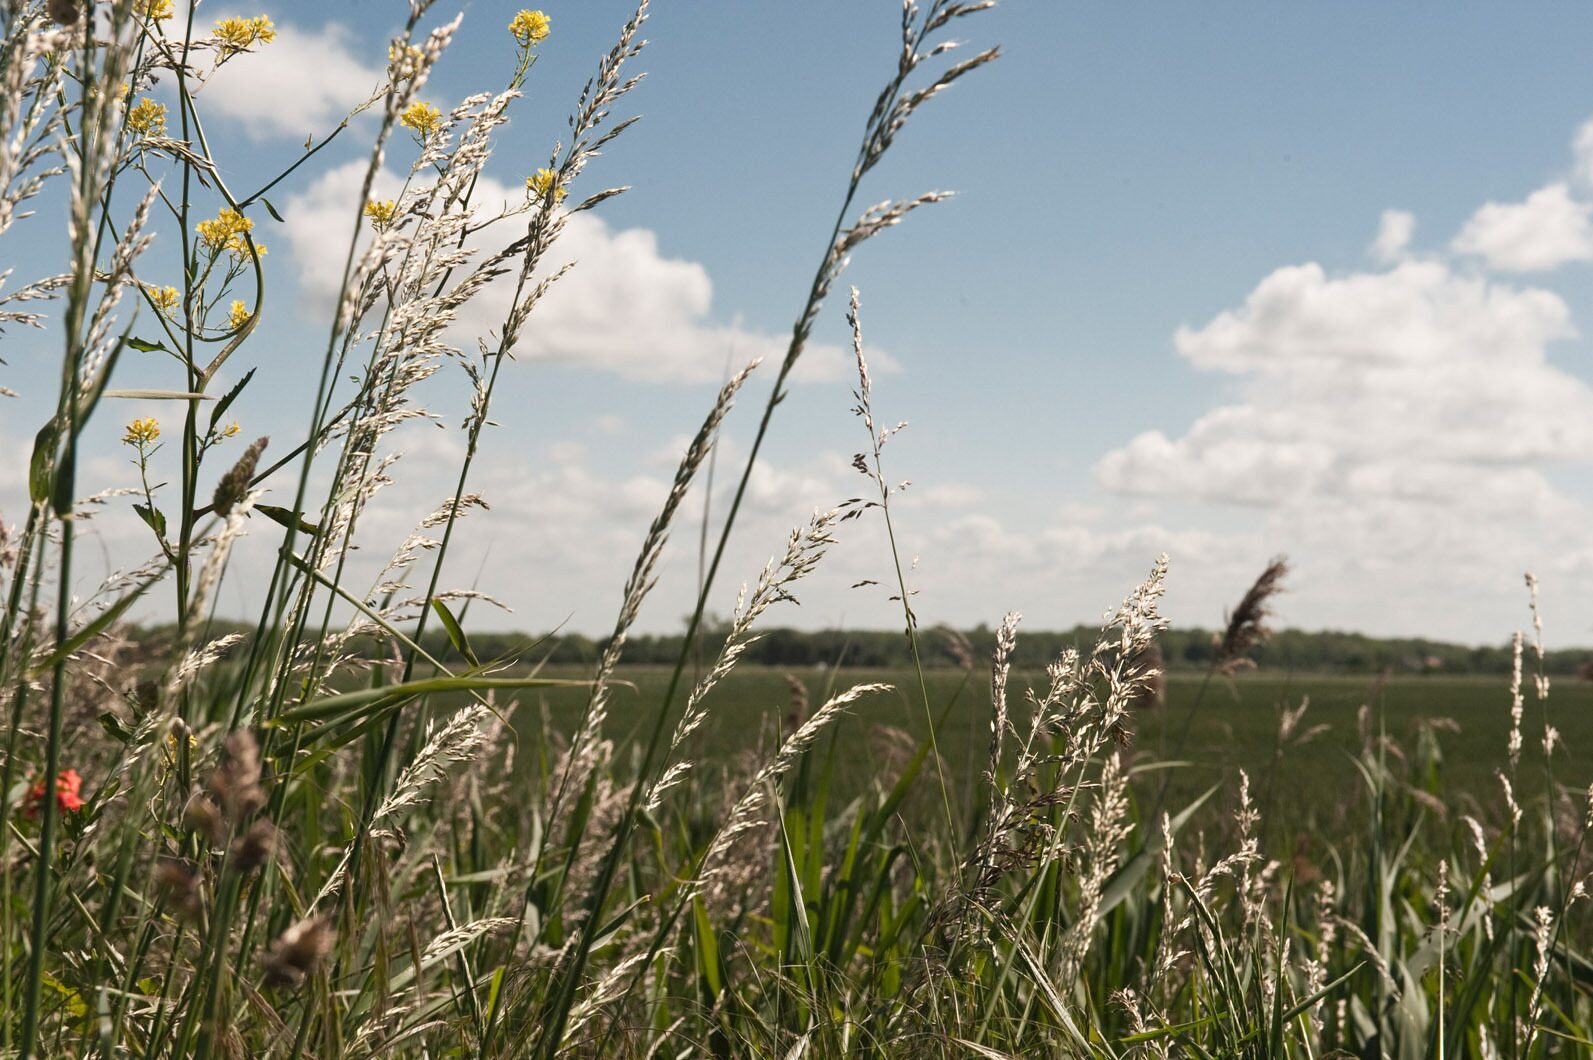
xmin=400 ymin=101 xmax=443 ymax=138
xmin=195 ymin=207 xmax=263 ymax=258
xmin=140 ymin=0 xmax=174 ymax=20
xmin=221 ymin=421 xmax=242 ymax=439
xmin=213 ymin=15 xmax=275 ymax=53
xmin=509 ymin=9 xmax=551 ymax=47
xmin=124 ymin=417 xmax=160 ymax=447
xmin=526 ymin=167 xmax=566 ymax=203
xmin=148 ymin=285 xmax=180 ymax=313
xmin=127 ymin=97 xmax=166 ymax=136
xmin=26 ymin=769 xmax=84 ymax=817
xmin=227 ymin=299 xmax=250 ymax=329
xmin=364 ymin=199 xmax=397 ymax=230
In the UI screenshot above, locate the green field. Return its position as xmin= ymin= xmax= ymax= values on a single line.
xmin=523 ymin=666 xmax=1590 ymax=847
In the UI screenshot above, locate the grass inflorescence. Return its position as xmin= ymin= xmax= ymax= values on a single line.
xmin=0 ymin=1 xmax=1589 ymax=1057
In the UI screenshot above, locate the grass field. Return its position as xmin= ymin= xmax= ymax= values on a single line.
xmin=527 ymin=666 xmax=1590 ymax=845
xmin=11 ymin=2 xmax=1593 ymax=1054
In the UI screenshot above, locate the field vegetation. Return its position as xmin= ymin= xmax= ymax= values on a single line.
xmin=2 ymin=0 xmax=1591 ymax=1057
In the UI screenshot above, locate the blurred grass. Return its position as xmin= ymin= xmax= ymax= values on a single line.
xmin=519 ymin=666 xmax=1593 ymax=846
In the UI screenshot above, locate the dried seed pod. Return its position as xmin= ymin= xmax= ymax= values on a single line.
xmin=262 ymin=916 xmax=334 ymax=990
xmin=47 ymin=0 xmax=82 ymax=25
xmin=212 ymin=436 xmax=268 ymax=516
xmin=181 ymin=794 xmax=225 ymax=846
xmin=209 ymin=730 xmax=266 ymax=820
xmin=230 ymin=819 xmax=276 ymax=873
xmin=153 ymin=857 xmax=202 ymax=921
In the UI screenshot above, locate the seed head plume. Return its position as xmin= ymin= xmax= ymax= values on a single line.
xmin=1215 ymin=556 xmax=1288 ymax=675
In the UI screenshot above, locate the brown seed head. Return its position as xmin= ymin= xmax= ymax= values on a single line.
xmin=1214 ymin=557 xmax=1288 ymax=676
xmin=783 ymin=673 xmax=809 ymax=731
xmin=212 ymin=436 xmax=268 ymax=516
xmin=935 ymin=625 xmax=975 ymax=671
xmin=153 ymin=857 xmax=202 ymax=921
xmin=181 ymin=794 xmax=225 ymax=846
xmin=47 ymin=0 xmax=82 ymax=25
xmin=209 ymin=729 xmax=266 ymax=821
xmin=262 ymin=916 xmax=334 ymax=990
xmin=230 ymin=818 xmax=276 ymax=873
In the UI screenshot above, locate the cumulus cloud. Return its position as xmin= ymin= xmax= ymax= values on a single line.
xmin=1098 ymin=260 xmax=1590 ymax=507
xmin=283 ymin=161 xmax=882 ymax=383
xmin=195 ymin=18 xmax=383 ymax=140
xmin=1451 ymin=182 xmax=1593 ymax=272
xmin=1370 ymin=209 xmax=1415 ymax=263
xmin=1092 ymin=246 xmax=1593 ymax=640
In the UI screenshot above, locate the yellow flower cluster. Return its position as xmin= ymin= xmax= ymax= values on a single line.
xmin=141 ymin=0 xmax=173 ymax=20
xmin=195 ymin=207 xmax=264 ymax=258
xmin=127 ymin=98 xmax=166 ymax=136
xmin=221 ymin=420 xmax=242 ymax=438
xmin=526 ymin=167 xmax=566 ymax=203
xmin=364 ymin=199 xmax=397 ymax=230
xmin=123 ymin=417 xmax=160 ymax=446
xmin=400 ymin=101 xmax=442 ymax=138
xmin=148 ymin=285 xmax=180 ymax=313
xmin=214 ymin=15 xmax=275 ymax=52
xmin=509 ymin=10 xmax=550 ymax=47
xmin=228 ymin=300 xmax=251 ymax=329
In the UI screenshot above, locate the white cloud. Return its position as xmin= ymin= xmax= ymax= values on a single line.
xmin=1092 ymin=249 xmax=1593 ymax=641
xmin=1451 ymin=182 xmax=1593 ymax=272
xmin=1371 ymin=208 xmax=1415 ymax=263
xmin=1574 ymin=118 xmax=1593 ymax=186
xmin=283 ymin=161 xmax=883 ymax=383
xmin=195 ymin=18 xmax=383 ymax=140
xmin=1098 ymin=260 xmax=1589 ymax=508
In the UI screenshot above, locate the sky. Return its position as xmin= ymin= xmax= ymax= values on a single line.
xmin=8 ymin=1 xmax=1593 ymax=647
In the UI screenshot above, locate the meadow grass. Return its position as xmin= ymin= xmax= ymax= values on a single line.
xmin=3 ymin=0 xmax=1592 ymax=1056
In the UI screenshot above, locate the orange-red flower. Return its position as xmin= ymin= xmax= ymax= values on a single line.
xmin=26 ymin=768 xmax=84 ymax=817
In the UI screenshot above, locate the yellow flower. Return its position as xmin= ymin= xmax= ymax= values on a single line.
xmin=123 ymin=417 xmax=160 ymax=446
xmin=140 ymin=0 xmax=173 ymax=20
xmin=221 ymin=421 xmax=241 ymax=438
xmin=400 ymin=101 xmax=442 ymax=138
xmin=148 ymin=285 xmax=180 ymax=313
xmin=195 ymin=207 xmax=261 ymax=258
xmin=509 ymin=10 xmax=550 ymax=47
xmin=526 ymin=167 xmax=566 ymax=203
xmin=364 ymin=199 xmax=397 ymax=230
xmin=213 ymin=15 xmax=275 ymax=53
xmin=127 ymin=97 xmax=166 ymax=136
xmin=227 ymin=299 xmax=250 ymax=329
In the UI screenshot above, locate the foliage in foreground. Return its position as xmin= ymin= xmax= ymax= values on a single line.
xmin=2 ymin=1 xmax=1590 ymax=1057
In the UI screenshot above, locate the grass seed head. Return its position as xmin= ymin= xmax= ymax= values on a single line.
xmin=1215 ymin=556 xmax=1288 ymax=675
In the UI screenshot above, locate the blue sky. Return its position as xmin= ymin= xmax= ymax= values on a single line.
xmin=9 ymin=1 xmax=1593 ymax=645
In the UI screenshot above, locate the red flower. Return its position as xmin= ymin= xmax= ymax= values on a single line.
xmin=25 ymin=769 xmax=84 ymax=818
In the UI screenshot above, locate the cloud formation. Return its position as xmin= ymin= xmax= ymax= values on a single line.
xmin=283 ymin=161 xmax=879 ymax=383
xmin=195 ymin=18 xmax=383 ymax=141
xmin=1452 ymin=183 xmax=1593 ymax=272
xmin=1097 ymin=259 xmax=1589 ymax=505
